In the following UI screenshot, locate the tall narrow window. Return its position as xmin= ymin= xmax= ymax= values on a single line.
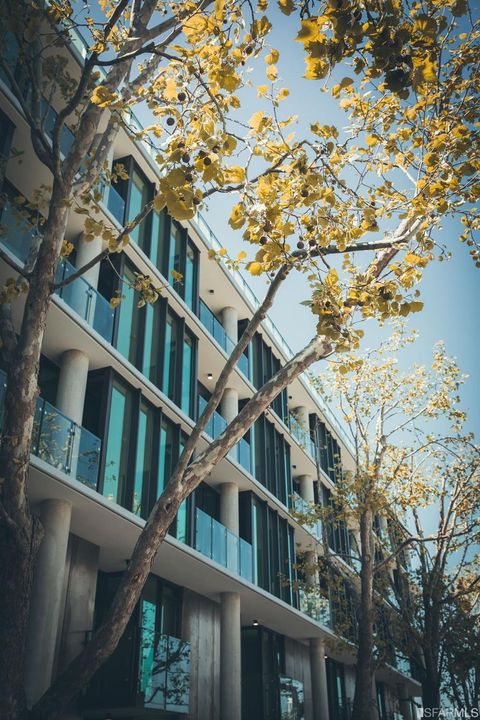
xmin=133 ymin=402 xmax=155 ymax=517
xmin=128 ymin=169 xmax=151 ymax=251
xmin=157 ymin=417 xmax=174 ymax=498
xmin=103 ymin=381 xmax=133 ymax=505
xmin=184 ymin=243 xmax=196 ymax=311
xmin=142 ymin=300 xmax=161 ymax=384
xmin=162 ymin=312 xmax=178 ymax=402
xmin=181 ymin=333 xmax=193 ymax=415
xmin=115 ymin=263 xmax=141 ymax=365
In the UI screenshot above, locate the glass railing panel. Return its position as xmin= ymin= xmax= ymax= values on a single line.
xmin=288 ymin=414 xmax=316 ymax=459
xmin=71 ymin=424 xmax=101 ymax=490
xmin=237 ymin=437 xmax=252 ymax=474
xmin=239 ymin=538 xmax=253 ymax=582
xmin=32 ymin=398 xmax=74 ymax=473
xmin=195 ymin=508 xmax=212 ymax=558
xmin=107 ymin=184 xmax=126 ymax=225
xmin=211 ymin=516 xmax=226 ymax=566
xmin=141 ymin=632 xmax=190 ymax=714
xmin=55 ymin=260 xmax=115 ymax=343
xmin=0 ymin=197 xmax=38 ymax=263
xmin=237 ymin=352 xmax=250 ymax=379
xmin=0 ymin=381 xmax=102 ymax=488
xmin=299 ymin=589 xmax=332 ymax=628
xmin=280 ymin=676 xmax=304 ymax=720
xmin=0 ymin=368 xmax=6 ymax=429
xmin=197 ymin=395 xmax=226 ymax=441
xmin=226 ymin=528 xmax=239 ymax=574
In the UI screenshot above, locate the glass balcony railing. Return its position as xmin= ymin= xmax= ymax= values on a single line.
xmin=287 ymin=413 xmax=316 ymax=459
xmin=197 ymin=396 xmax=252 ymax=474
xmin=198 ymin=299 xmax=251 ymax=380
xmin=55 ymin=259 xmax=115 ymax=343
xmin=139 ymin=630 xmax=191 ymax=714
xmin=298 ymin=588 xmax=332 ymax=628
xmin=292 ymin=492 xmax=322 ymax=540
xmin=194 ymin=507 xmax=253 ymax=582
xmin=0 ymin=195 xmax=38 ymax=264
xmin=237 ymin=435 xmax=252 ymax=474
xmin=197 ymin=395 xmax=227 ymax=440
xmin=0 ymin=369 xmax=101 ymax=489
xmin=279 ymin=676 xmax=305 ymax=720
xmin=106 ymin=183 xmax=126 ymax=225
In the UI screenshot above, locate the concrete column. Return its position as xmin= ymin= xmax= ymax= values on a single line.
xmin=25 ymin=499 xmax=72 ymax=706
xmin=299 ymin=474 xmax=315 ymax=504
xmin=55 ymin=349 xmax=89 ymax=426
xmin=221 ymin=387 xmax=239 ymax=424
xmin=309 ymin=637 xmax=330 ymax=720
xmin=398 ymin=684 xmax=414 ymax=720
xmin=220 ymin=592 xmax=241 ymax=720
xmin=293 ymin=405 xmax=310 ymax=430
xmin=222 ymin=306 xmax=238 ymax=343
xmin=305 ymin=550 xmax=318 ymax=587
xmin=220 ymin=482 xmax=239 ymax=535
xmin=75 ymin=232 xmax=102 ymax=288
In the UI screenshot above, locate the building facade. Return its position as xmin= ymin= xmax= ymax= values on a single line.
xmin=0 ymin=25 xmax=421 ymax=720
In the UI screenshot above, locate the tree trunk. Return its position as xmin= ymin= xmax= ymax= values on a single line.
xmin=351 ymin=509 xmax=375 ymax=720
xmin=0 ymin=181 xmax=70 ymax=719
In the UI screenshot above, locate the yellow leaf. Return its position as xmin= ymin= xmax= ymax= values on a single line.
xmin=276 ymin=87 xmax=289 ymax=101
xmin=366 ymin=135 xmax=378 ymax=147
xmin=247 ymin=261 xmax=263 ymax=276
xmin=224 ymin=166 xmax=246 ymax=184
xmin=91 ymin=85 xmax=118 ymax=108
xmin=163 ymin=78 xmax=177 ymax=102
xmin=278 ymin=0 xmax=295 ymax=14
xmin=257 ymin=85 xmax=268 ymax=97
xmin=296 ymin=18 xmax=320 ymax=44
xmin=265 ymin=49 xmax=279 ymax=65
xmin=266 ymin=64 xmax=278 ymax=81
xmin=229 ymin=202 xmax=246 ymax=229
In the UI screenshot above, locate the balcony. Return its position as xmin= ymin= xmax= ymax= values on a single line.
xmin=197 ymin=395 xmax=252 ymax=475
xmin=106 ymin=183 xmax=126 ymax=225
xmin=198 ymin=299 xmax=250 ymax=379
xmin=0 ymin=194 xmax=38 ymax=264
xmin=298 ymin=588 xmax=332 ymax=628
xmin=85 ymin=627 xmax=190 ymax=716
xmin=194 ymin=507 xmax=253 ymax=582
xmin=287 ymin=413 xmax=316 ymax=459
xmin=0 ymin=369 xmax=101 ymax=489
xmin=55 ymin=259 xmax=115 ymax=343
xmin=292 ymin=492 xmax=322 ymax=541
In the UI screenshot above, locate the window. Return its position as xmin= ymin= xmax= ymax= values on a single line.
xmin=103 ymin=380 xmax=134 ymax=506
xmin=314 ymin=419 xmax=343 ymax=484
xmin=93 ymin=371 xmax=186 ymax=520
xmin=254 ymin=415 xmax=292 ymax=504
xmin=127 ymin=167 xmax=152 ymax=251
xmin=244 ymin=494 xmax=297 ymax=606
xmin=251 ymin=334 xmax=288 ymax=423
xmin=115 ymin=262 xmax=142 ymax=366
xmin=326 ymin=659 xmax=347 ymax=720
xmin=162 ymin=308 xmax=197 ymax=418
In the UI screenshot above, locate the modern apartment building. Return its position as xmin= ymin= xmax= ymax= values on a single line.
xmin=0 ymin=25 xmax=421 ymax=720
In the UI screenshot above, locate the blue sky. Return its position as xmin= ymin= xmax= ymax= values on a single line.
xmin=201 ymin=9 xmax=480 ymax=439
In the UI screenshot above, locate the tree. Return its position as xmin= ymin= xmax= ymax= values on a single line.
xmin=296 ymin=328 xmax=479 ymax=720
xmin=0 ymin=1 xmax=478 ymax=718
xmin=442 ymin=588 xmax=480 ymax=713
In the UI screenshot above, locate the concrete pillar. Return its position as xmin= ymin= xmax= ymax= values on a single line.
xmin=293 ymin=405 xmax=309 ymax=430
xmin=305 ymin=550 xmax=318 ymax=587
xmin=398 ymin=684 xmax=414 ymax=720
xmin=56 ymin=349 xmax=89 ymax=426
xmin=309 ymin=637 xmax=330 ymax=720
xmin=220 ymin=482 xmax=239 ymax=535
xmin=299 ymin=474 xmax=315 ymax=504
xmin=25 ymin=499 xmax=72 ymax=706
xmin=221 ymin=387 xmax=239 ymax=424
xmin=222 ymin=306 xmax=238 ymax=343
xmin=75 ymin=232 xmax=102 ymax=288
xmin=220 ymin=592 xmax=241 ymax=720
